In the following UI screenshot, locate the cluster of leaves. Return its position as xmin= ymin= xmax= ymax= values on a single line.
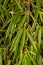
xmin=0 ymin=0 xmax=43 ymax=65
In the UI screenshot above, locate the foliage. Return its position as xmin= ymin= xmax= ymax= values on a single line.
xmin=0 ymin=0 xmax=43 ymax=65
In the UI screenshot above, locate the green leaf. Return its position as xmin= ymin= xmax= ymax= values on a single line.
xmin=20 ymin=29 xmax=26 ymax=55
xmin=26 ymin=29 xmax=37 ymax=51
xmin=0 ymin=55 xmax=2 ymax=65
xmin=27 ymin=49 xmax=37 ymax=65
xmin=6 ymin=14 xmax=20 ymax=39
xmin=15 ymin=0 xmax=23 ymax=11
xmin=0 ymin=50 xmax=2 ymax=65
xmin=26 ymin=29 xmax=34 ymax=44
xmin=22 ymin=54 xmax=31 ymax=65
xmin=3 ymin=0 xmax=9 ymax=7
xmin=18 ymin=15 xmax=26 ymax=30
xmin=7 ymin=60 xmax=11 ymax=65
xmin=10 ymin=28 xmax=23 ymax=53
xmin=18 ymin=29 xmax=26 ymax=65
xmin=38 ymin=27 xmax=41 ymax=49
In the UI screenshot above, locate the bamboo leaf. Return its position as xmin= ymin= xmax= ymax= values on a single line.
xmin=38 ymin=27 xmax=41 ymax=49
xmin=18 ymin=15 xmax=26 ymax=30
xmin=22 ymin=54 xmax=31 ymax=65
xmin=26 ymin=29 xmax=37 ymax=51
xmin=15 ymin=0 xmax=23 ymax=11
xmin=3 ymin=0 xmax=9 ymax=7
xmin=10 ymin=28 xmax=23 ymax=52
xmin=20 ymin=29 xmax=26 ymax=55
xmin=6 ymin=14 xmax=20 ymax=39
xmin=0 ymin=50 xmax=2 ymax=65
xmin=18 ymin=29 xmax=26 ymax=65
xmin=27 ymin=49 xmax=37 ymax=65
xmin=7 ymin=60 xmax=11 ymax=65
xmin=26 ymin=29 xmax=34 ymax=44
